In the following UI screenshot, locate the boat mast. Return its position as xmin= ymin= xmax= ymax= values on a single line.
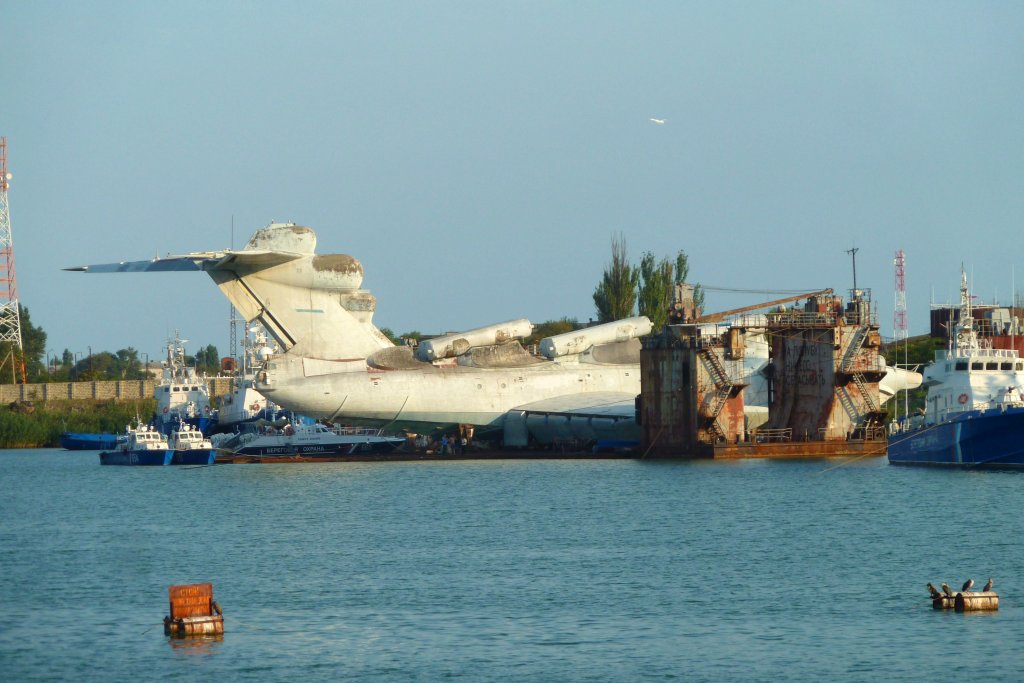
xmin=954 ymin=268 xmax=977 ymax=356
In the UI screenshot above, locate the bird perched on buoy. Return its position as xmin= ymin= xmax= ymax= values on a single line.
xmin=983 ymin=578 xmax=993 ymax=592
xmin=927 ymin=583 xmax=942 ymax=599
xmin=962 ymin=578 xmax=974 ymax=592
xmin=941 ymin=583 xmax=953 ymax=597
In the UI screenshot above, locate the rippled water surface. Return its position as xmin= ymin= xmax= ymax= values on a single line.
xmin=2 ymin=450 xmax=1023 ymax=681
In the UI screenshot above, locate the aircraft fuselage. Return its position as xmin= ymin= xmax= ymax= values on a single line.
xmin=257 ymin=352 xmax=641 ymax=433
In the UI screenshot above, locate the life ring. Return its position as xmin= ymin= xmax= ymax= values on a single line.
xmin=162 ymin=407 xmax=169 ymax=414
xmin=250 ymin=403 xmax=260 ymax=411
xmin=958 ymin=393 xmax=969 ymax=405
xmin=204 ymin=405 xmax=210 ymax=414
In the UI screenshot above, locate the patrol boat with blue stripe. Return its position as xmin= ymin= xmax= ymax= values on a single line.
xmin=888 ymin=270 xmax=1024 ymax=467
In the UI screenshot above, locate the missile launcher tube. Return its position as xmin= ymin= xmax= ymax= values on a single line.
xmin=417 ymin=318 xmax=534 ymax=361
xmin=539 ymin=316 xmax=652 ymax=358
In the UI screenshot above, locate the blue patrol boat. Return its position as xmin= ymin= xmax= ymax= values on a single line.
xmin=888 ymin=270 xmax=1024 ymax=468
xmin=99 ymin=422 xmax=216 ymax=466
xmin=100 ymin=422 xmax=173 ymax=466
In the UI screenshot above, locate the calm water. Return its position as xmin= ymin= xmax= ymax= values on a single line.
xmin=1 ymin=450 xmax=1022 ymax=681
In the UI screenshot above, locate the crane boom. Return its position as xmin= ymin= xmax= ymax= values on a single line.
xmin=696 ymin=288 xmax=834 ymax=323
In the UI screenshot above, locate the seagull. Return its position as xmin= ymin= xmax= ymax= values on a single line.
xmin=941 ymin=583 xmax=953 ymax=597
xmin=927 ymin=583 xmax=942 ymax=599
xmin=962 ymin=578 xmax=974 ymax=592
xmin=649 ymin=118 xmax=666 ymax=125
xmin=983 ymin=578 xmax=993 ymax=592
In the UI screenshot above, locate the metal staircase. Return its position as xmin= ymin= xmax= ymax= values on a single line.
xmin=851 ymin=372 xmax=879 ymax=413
xmin=841 ymin=326 xmax=868 ymax=372
xmin=699 ymin=348 xmax=736 ymax=442
xmin=835 ymin=325 xmax=882 ymax=423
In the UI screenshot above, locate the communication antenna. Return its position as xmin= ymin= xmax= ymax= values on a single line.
xmin=228 ymin=215 xmax=238 ymax=370
xmin=846 ymin=246 xmax=860 ymax=293
xmin=0 ymin=138 xmax=26 ymax=383
xmin=894 ymin=249 xmax=908 ymax=423
xmin=894 ymin=249 xmax=907 ymax=341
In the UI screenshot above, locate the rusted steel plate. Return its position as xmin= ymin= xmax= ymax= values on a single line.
xmin=168 ymin=583 xmax=213 ymax=619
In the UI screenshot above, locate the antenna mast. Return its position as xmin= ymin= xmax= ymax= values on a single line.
xmin=846 ymin=246 xmax=860 ymax=293
xmin=229 ymin=215 xmax=238 ymax=368
xmin=0 ymin=138 xmax=26 ymax=383
xmin=894 ymin=249 xmax=908 ymax=423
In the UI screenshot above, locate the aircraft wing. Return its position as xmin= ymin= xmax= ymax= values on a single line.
xmin=513 ymin=391 xmax=637 ymax=418
xmin=64 ymin=249 xmax=304 ymax=273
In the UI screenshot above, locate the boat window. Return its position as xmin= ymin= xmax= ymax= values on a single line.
xmin=1018 ymin=363 xmax=1024 ymax=371
xmin=164 ymin=387 xmax=170 ymax=393
xmin=986 ymin=362 xmax=998 ymax=371
xmin=971 ymin=362 xmax=983 ymax=371
xmin=1001 ymin=362 xmax=1013 ymax=370
xmin=955 ymin=361 xmax=968 ymax=371
xmin=174 ymin=387 xmax=181 ymax=392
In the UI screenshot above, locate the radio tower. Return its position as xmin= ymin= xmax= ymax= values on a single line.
xmin=893 ymin=249 xmax=907 ymax=340
xmin=893 ymin=249 xmax=908 ymax=422
xmin=0 ymin=138 xmax=26 ymax=383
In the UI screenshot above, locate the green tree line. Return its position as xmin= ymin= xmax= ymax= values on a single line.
xmin=592 ymin=233 xmax=705 ymax=329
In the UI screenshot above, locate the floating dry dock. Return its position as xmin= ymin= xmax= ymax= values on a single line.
xmin=163 ymin=583 xmax=224 ymax=636
xmin=639 ymin=290 xmax=888 ymax=459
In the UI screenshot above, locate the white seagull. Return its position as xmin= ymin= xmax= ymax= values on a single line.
xmin=649 ymin=118 xmax=666 ymax=125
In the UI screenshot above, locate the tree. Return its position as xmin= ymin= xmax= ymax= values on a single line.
xmin=637 ymin=252 xmax=675 ymax=331
xmin=593 ymin=233 xmax=639 ymax=322
xmin=636 ymin=250 xmax=705 ymax=330
xmin=674 ymin=251 xmax=704 ymax=314
xmin=191 ymin=344 xmax=220 ymax=375
xmin=525 ymin=318 xmax=578 ymax=347
xmin=0 ymin=305 xmax=47 ymax=383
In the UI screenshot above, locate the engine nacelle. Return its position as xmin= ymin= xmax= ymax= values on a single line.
xmin=539 ymin=316 xmax=652 ymax=358
xmin=417 ymin=318 xmax=534 ymax=361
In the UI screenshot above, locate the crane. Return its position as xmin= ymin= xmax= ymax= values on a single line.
xmin=695 ymin=288 xmax=834 ymax=324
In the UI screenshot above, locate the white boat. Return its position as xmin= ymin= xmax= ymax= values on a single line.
xmin=211 ymin=419 xmax=406 ymax=459
xmin=100 ymin=421 xmax=172 ymax=465
xmin=214 ymin=326 xmax=286 ymax=433
xmin=153 ymin=332 xmax=215 ymax=436
xmin=168 ymin=423 xmax=214 ymax=451
xmin=888 ymin=270 xmax=1024 ymax=467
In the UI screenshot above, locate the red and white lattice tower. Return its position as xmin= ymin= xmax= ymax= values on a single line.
xmin=893 ymin=249 xmax=907 ymax=341
xmin=0 ymin=138 xmax=25 ymax=358
xmin=893 ymin=249 xmax=909 ymax=422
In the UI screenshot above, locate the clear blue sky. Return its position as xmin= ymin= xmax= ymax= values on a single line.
xmin=2 ymin=1 xmax=1023 ymax=361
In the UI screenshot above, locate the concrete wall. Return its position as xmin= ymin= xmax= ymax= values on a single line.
xmin=0 ymin=377 xmax=235 ymax=403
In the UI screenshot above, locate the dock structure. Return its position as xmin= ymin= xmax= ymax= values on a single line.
xmin=639 ymin=290 xmax=888 ymax=459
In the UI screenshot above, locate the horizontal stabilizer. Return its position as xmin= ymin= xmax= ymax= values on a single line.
xmin=64 ymin=250 xmax=302 ymax=274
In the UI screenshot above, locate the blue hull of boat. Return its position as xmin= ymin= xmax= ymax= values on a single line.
xmin=61 ymin=432 xmax=127 ymax=451
xmin=888 ymin=407 xmax=1024 ymax=468
xmin=171 ymin=449 xmax=216 ymax=465
xmin=100 ymin=450 xmax=174 ymax=466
